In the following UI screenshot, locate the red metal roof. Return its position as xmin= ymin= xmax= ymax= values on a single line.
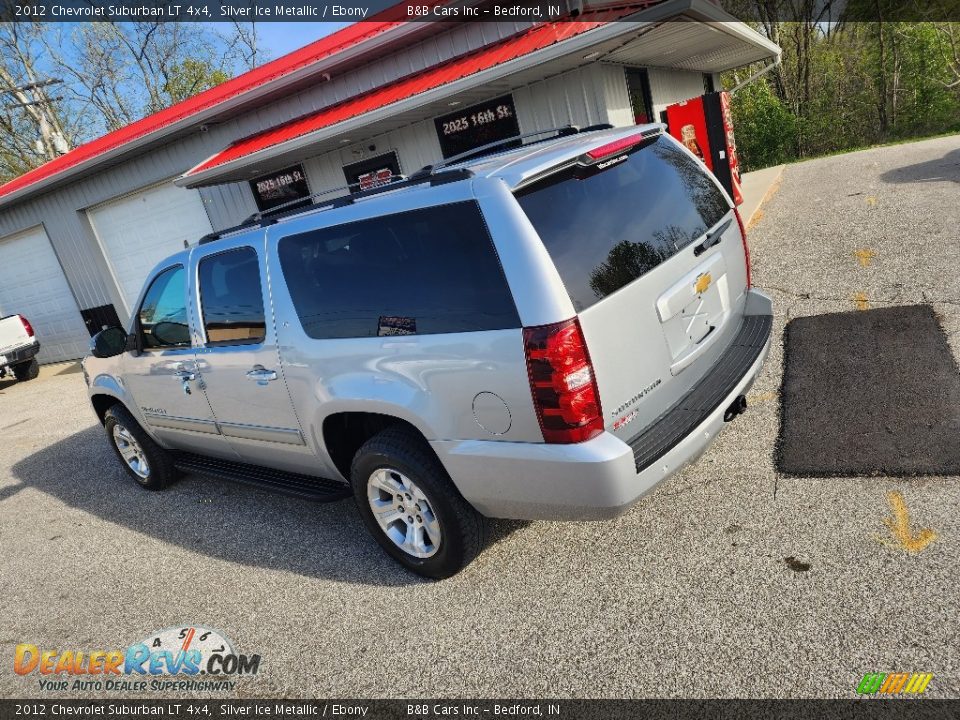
xmin=0 ymin=2 xmax=442 ymax=203
xmin=185 ymin=6 xmax=647 ymax=179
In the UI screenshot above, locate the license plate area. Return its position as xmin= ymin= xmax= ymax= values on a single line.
xmin=656 ymin=253 xmax=730 ymax=374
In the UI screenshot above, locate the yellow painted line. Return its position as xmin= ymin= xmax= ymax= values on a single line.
xmin=748 ymin=390 xmax=776 ymax=403
xmin=853 ymin=292 xmax=869 ymax=310
xmin=881 ymin=491 xmax=936 ymax=553
xmin=854 ymin=248 xmax=876 ymax=267
xmin=866 ymin=196 xmax=877 ymax=207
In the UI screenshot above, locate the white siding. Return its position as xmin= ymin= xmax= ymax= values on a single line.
xmin=302 ymin=63 xmax=627 ymax=196
xmin=87 ymin=182 xmax=213 ymax=313
xmin=647 ymin=67 xmax=708 ymax=120
xmin=597 ymin=64 xmax=634 ymax=128
xmin=0 ymin=226 xmax=89 ymax=363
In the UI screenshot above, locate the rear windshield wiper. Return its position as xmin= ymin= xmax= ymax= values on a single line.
xmin=694 ymin=217 xmax=733 ymax=256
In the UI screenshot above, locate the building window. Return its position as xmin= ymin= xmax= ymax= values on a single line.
xmin=625 ymin=68 xmax=654 ymax=125
xmin=343 ymin=151 xmax=402 ymax=191
xmin=434 ymin=94 xmax=520 ymax=159
xmin=249 ymin=164 xmax=311 ymax=212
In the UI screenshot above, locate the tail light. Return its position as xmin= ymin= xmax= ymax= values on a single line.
xmin=523 ymin=318 xmax=604 ymax=444
xmin=20 ymin=316 xmax=35 ymax=337
xmin=734 ymin=207 xmax=751 ymax=289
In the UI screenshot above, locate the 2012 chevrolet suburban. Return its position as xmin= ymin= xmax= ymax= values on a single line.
xmin=82 ymin=125 xmax=773 ymax=578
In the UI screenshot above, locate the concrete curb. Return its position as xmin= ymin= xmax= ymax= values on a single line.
xmin=741 ymin=164 xmax=785 ymax=230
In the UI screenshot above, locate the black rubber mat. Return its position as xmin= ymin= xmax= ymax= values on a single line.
xmin=778 ymin=304 xmax=960 ymax=476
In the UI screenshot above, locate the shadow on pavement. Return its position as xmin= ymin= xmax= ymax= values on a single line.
xmin=11 ymin=425 xmax=525 ymax=586
xmin=880 ymin=147 xmax=960 ymax=184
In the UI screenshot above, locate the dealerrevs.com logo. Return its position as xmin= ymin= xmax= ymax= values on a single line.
xmin=14 ymin=625 xmax=261 ymax=693
xmin=856 ymin=672 xmax=933 ymax=695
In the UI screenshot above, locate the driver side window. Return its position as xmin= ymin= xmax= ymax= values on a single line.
xmin=138 ymin=265 xmax=190 ymax=350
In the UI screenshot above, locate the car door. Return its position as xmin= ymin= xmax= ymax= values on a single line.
xmin=191 ymin=235 xmax=314 ymax=473
xmin=121 ymin=263 xmax=237 ymax=459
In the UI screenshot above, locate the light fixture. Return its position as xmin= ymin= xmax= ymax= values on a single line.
xmin=448 ymin=100 xmax=461 ymax=106
xmin=339 ymin=138 xmax=351 ymax=144
xmin=583 ymin=51 xmax=601 ymax=60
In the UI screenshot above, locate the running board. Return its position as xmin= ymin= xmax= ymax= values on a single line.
xmin=173 ymin=452 xmax=351 ymax=502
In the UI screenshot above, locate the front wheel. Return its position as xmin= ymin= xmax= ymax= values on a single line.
xmin=103 ymin=405 xmax=179 ymax=490
xmin=350 ymin=427 xmax=489 ymax=579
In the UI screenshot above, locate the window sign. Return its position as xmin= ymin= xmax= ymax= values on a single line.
xmin=343 ymin=151 xmax=401 ymax=191
xmin=434 ymin=94 xmax=520 ymax=159
xmin=249 ymin=164 xmax=310 ymax=211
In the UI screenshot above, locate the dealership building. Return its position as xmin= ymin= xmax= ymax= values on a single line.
xmin=0 ymin=0 xmax=779 ymax=363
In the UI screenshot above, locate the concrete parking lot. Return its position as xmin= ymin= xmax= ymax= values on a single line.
xmin=2 ymin=134 xmax=959 ymax=699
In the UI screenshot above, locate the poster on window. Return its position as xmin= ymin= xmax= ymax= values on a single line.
xmin=434 ymin=95 xmax=521 ymax=159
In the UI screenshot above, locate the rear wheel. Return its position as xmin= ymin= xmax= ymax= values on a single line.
xmin=350 ymin=427 xmax=489 ymax=579
xmin=103 ymin=405 xmax=179 ymax=490
xmin=13 ymin=358 xmax=39 ymax=381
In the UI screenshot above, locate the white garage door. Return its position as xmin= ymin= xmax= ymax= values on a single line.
xmin=0 ymin=226 xmax=90 ymax=363
xmin=87 ymin=181 xmax=212 ymax=310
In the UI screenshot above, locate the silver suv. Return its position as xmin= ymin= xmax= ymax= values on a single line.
xmin=83 ymin=125 xmax=772 ymax=578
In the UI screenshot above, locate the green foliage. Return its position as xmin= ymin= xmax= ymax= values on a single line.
xmin=724 ymin=21 xmax=960 ymax=170
xmin=729 ymin=80 xmax=797 ymax=170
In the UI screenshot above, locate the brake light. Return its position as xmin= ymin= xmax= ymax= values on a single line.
xmin=585 ymin=133 xmax=646 ymax=161
xmin=20 ymin=316 xmax=35 ymax=337
xmin=523 ymin=318 xmax=604 ymax=444
xmin=734 ymin=207 xmax=751 ymax=289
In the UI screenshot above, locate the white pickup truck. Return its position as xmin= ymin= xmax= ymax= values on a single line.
xmin=0 ymin=314 xmax=41 ymax=382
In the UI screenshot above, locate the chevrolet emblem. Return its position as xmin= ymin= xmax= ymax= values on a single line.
xmin=695 ymin=272 xmax=712 ymax=294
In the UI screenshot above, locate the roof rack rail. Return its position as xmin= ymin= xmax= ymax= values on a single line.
xmin=197 ymin=167 xmax=474 ymax=245
xmin=195 ymin=124 xmax=618 ymax=246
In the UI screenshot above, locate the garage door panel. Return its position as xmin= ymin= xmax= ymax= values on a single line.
xmin=0 ymin=226 xmax=90 ymax=364
xmin=88 ymin=182 xmax=213 ymax=309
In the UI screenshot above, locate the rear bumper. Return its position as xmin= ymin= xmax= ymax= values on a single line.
xmin=433 ymin=291 xmax=773 ymax=520
xmin=0 ymin=340 xmax=40 ymax=367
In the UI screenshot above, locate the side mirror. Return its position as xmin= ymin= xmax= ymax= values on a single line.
xmin=90 ymin=326 xmax=130 ymax=358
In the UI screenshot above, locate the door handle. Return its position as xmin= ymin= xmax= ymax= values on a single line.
xmin=246 ymin=366 xmax=278 ymax=382
xmin=173 ymin=370 xmax=196 ymax=381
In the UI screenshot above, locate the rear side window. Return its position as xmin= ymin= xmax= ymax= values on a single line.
xmin=198 ymin=247 xmax=266 ymax=345
xmin=277 ymin=202 xmax=519 ymax=339
xmin=516 ymin=134 xmax=730 ymax=311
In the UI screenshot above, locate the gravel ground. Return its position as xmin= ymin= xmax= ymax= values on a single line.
xmin=2 ymin=134 xmax=959 ymax=700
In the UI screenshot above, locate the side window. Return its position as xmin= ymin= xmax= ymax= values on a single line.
xmin=276 ymin=202 xmax=520 ymax=340
xmin=198 ymin=247 xmax=266 ymax=346
xmin=138 ymin=265 xmax=190 ymax=350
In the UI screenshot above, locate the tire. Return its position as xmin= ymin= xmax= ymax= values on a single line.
xmin=13 ymin=358 xmax=39 ymax=381
xmin=350 ymin=426 xmax=489 ymax=579
xmin=103 ymin=404 xmax=179 ymax=490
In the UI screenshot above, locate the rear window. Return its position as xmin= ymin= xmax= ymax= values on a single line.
xmin=277 ymin=201 xmax=520 ymax=339
xmin=516 ymin=134 xmax=730 ymax=311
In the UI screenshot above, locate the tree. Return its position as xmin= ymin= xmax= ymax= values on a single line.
xmin=0 ymin=22 xmax=74 ymax=180
xmin=0 ymin=21 xmax=263 ymax=182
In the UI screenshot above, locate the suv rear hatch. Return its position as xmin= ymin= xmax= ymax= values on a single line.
xmin=514 ymin=131 xmax=752 ymax=443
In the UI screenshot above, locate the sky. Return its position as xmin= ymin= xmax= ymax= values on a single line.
xmin=254 ymin=22 xmax=351 ymax=59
